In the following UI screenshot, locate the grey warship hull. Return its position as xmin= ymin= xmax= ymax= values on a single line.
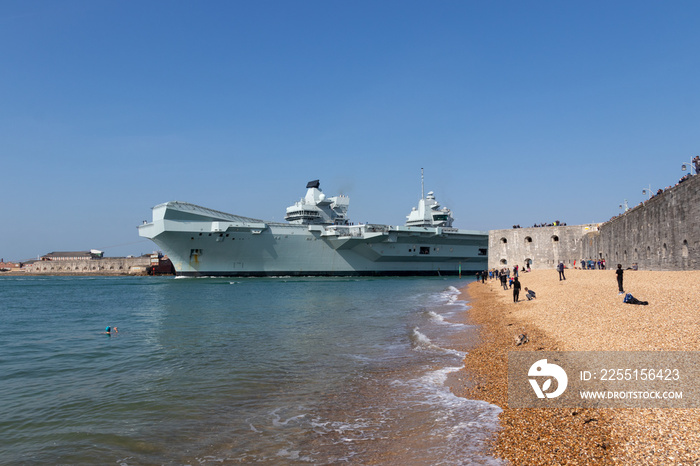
xmin=138 ymin=201 xmax=488 ymax=277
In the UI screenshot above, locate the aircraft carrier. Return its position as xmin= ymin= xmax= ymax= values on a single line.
xmin=138 ymin=177 xmax=488 ymax=276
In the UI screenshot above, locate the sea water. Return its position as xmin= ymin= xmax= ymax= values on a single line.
xmin=0 ymin=276 xmax=502 ymax=465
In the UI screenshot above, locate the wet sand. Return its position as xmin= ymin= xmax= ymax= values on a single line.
xmin=457 ymin=269 xmax=700 ymax=465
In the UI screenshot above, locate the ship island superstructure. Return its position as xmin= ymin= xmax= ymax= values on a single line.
xmin=138 ymin=178 xmax=488 ymax=276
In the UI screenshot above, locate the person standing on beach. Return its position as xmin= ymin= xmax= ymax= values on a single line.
xmin=557 ymin=262 xmax=566 ymax=280
xmin=500 ymin=269 xmax=508 ymax=290
xmin=616 ymin=264 xmax=624 ymax=294
xmin=513 ymin=277 xmax=521 ymax=302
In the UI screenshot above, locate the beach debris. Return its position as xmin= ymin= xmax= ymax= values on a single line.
xmin=515 ymin=333 xmax=529 ymax=346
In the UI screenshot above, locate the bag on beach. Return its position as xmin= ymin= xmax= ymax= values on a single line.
xmin=623 ymin=293 xmax=648 ymax=306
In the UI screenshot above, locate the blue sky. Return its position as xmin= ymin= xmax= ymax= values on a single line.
xmin=2 ymin=1 xmax=698 ymax=261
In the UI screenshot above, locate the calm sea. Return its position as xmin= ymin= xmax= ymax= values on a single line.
xmin=0 ymin=276 xmax=502 ymax=465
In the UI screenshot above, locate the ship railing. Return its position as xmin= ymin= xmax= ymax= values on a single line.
xmin=363 ymin=224 xmax=390 ymax=233
xmin=323 ymin=223 xmax=390 ymax=237
xmin=324 ymin=225 xmax=362 ymax=238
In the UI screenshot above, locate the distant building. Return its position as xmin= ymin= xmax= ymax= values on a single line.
xmin=0 ymin=261 xmax=22 ymax=272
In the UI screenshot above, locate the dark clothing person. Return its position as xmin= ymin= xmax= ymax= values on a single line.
xmin=500 ymin=272 xmax=508 ymax=290
xmin=557 ymin=262 xmax=566 ymax=280
xmin=616 ymin=264 xmax=624 ymax=293
xmin=624 ymin=293 xmax=648 ymax=305
xmin=525 ymin=287 xmax=536 ymax=300
xmin=513 ymin=278 xmax=521 ymax=302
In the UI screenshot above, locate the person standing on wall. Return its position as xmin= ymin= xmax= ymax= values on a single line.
xmin=616 ymin=264 xmax=624 ymax=294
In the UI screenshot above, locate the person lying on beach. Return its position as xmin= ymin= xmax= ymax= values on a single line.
xmin=623 ymin=293 xmax=648 ymax=305
xmin=525 ymin=287 xmax=536 ymax=300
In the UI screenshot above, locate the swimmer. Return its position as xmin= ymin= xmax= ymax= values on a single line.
xmin=104 ymin=326 xmax=118 ymax=334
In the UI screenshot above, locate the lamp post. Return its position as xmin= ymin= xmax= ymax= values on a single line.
xmin=641 ymin=184 xmax=652 ymax=200
xmin=681 ymin=161 xmax=697 ymax=175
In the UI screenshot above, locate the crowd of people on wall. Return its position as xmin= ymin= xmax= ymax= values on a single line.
xmin=605 ymin=159 xmax=699 ymax=225
xmin=512 ymin=221 xmax=567 ymax=229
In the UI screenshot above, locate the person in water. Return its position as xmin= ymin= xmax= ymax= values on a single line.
xmin=104 ymin=326 xmax=118 ymax=334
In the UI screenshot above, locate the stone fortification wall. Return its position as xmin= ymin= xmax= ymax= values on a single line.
xmin=489 ymin=174 xmax=700 ymax=271
xmin=581 ymin=174 xmax=700 ymax=270
xmin=25 ymin=257 xmax=151 ymax=275
xmin=488 ymin=224 xmax=600 ymax=270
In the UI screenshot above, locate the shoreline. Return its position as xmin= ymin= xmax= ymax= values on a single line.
xmin=457 ymin=269 xmax=700 ymax=464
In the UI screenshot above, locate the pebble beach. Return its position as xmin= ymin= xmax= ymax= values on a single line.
xmin=457 ymin=268 xmax=700 ymax=465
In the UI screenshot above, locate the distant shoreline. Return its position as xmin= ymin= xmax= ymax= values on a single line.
xmin=0 ymin=271 xmax=153 ymax=277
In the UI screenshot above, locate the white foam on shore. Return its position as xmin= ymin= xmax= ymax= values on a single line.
xmin=427 ymin=310 xmax=468 ymax=327
xmin=410 ymin=327 xmax=467 ymax=358
xmin=410 ymin=327 xmax=443 ymax=352
xmin=388 ymin=365 xmax=503 ymax=465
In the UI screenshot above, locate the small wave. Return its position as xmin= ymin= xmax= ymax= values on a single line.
xmin=410 ymin=327 xmax=441 ymax=352
xmin=410 ymin=327 xmax=467 ymax=358
xmin=434 ymin=285 xmax=468 ymax=307
xmin=195 ymin=455 xmax=226 ymax=463
xmin=270 ymin=408 xmax=309 ymax=427
xmin=427 ymin=310 xmax=446 ymax=323
xmin=426 ymin=310 xmax=468 ymax=328
xmin=276 ymin=449 xmax=312 ymax=462
xmin=311 ymin=418 xmax=374 ymax=437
